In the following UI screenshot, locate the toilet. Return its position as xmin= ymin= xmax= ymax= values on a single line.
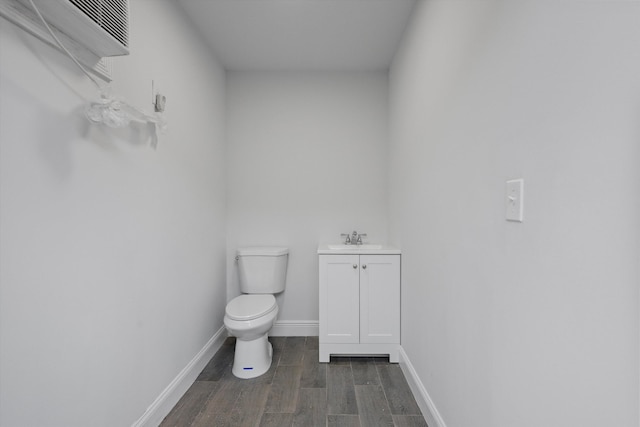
xmin=224 ymin=246 xmax=288 ymax=379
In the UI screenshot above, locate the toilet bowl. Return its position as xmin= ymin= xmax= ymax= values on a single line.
xmin=224 ymin=247 xmax=288 ymax=379
xmin=224 ymin=294 xmax=279 ymax=378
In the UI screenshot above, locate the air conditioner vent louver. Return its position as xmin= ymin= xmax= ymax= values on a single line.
xmin=5 ymin=0 xmax=130 ymax=58
xmin=0 ymin=0 xmax=130 ymax=81
xmin=69 ymin=0 xmax=128 ymax=48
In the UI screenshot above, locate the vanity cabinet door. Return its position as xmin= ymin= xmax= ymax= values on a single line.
xmin=319 ymin=254 xmax=360 ymax=344
xmin=359 ymin=255 xmax=400 ymax=344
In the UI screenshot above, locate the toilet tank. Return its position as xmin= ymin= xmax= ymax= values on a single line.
xmin=236 ymin=247 xmax=289 ymax=294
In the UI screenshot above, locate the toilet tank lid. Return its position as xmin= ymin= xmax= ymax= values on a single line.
xmin=237 ymin=246 xmax=288 ymax=256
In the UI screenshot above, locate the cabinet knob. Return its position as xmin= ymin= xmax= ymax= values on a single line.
xmin=362 ymin=264 xmax=367 ymax=269
xmin=353 ymin=264 xmax=358 ymax=269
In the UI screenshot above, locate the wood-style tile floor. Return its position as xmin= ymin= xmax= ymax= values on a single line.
xmin=160 ymin=336 xmax=427 ymax=427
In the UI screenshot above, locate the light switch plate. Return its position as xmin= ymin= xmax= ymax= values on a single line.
xmin=506 ymin=179 xmax=524 ymax=222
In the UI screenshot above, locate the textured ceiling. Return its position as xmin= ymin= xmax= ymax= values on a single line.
xmin=177 ymin=0 xmax=417 ymax=71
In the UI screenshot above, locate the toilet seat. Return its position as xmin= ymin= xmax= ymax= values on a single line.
xmin=225 ymin=294 xmax=277 ymax=321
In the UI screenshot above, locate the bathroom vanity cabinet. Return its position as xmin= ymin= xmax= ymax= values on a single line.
xmin=318 ymin=250 xmax=400 ymax=363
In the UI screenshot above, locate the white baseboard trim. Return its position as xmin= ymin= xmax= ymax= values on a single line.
xmin=270 ymin=320 xmax=319 ymax=337
xmin=131 ymin=326 xmax=227 ymax=427
xmin=398 ymin=346 xmax=447 ymax=427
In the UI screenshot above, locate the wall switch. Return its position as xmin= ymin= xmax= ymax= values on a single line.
xmin=506 ymin=179 xmax=524 ymax=222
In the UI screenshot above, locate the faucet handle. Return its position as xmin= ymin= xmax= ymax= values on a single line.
xmin=340 ymin=233 xmax=351 ymax=244
xmin=356 ymin=233 xmax=367 ymax=244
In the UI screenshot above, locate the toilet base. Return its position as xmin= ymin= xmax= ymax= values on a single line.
xmin=232 ymin=334 xmax=273 ymax=379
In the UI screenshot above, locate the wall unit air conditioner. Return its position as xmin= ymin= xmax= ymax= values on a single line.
xmin=0 ymin=0 xmax=130 ymax=81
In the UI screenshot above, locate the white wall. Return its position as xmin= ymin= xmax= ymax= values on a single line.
xmin=389 ymin=1 xmax=640 ymax=426
xmin=226 ymin=72 xmax=388 ymax=327
xmin=0 ymin=1 xmax=227 ymax=426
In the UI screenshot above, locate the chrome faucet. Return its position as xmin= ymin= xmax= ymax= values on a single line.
xmin=340 ymin=231 xmax=367 ymax=245
xmin=356 ymin=233 xmax=367 ymax=245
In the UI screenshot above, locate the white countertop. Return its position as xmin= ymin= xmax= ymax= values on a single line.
xmin=317 ymin=244 xmax=401 ymax=255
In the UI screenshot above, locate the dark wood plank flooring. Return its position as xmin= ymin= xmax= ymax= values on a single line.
xmin=160 ymin=337 xmax=427 ymax=427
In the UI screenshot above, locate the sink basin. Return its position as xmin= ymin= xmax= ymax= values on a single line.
xmin=327 ymin=244 xmax=383 ymax=250
xmin=318 ymin=243 xmax=400 ymax=254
